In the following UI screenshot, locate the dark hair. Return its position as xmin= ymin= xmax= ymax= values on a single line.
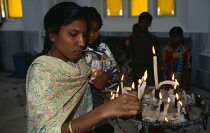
xmin=138 ymin=12 xmax=152 ymax=24
xmin=40 ymin=2 xmax=85 ymax=55
xmin=169 ymin=26 xmax=184 ymax=38
xmin=82 ymin=6 xmax=103 ymax=29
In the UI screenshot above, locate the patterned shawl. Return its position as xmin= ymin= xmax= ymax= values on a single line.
xmin=26 ymin=56 xmax=92 ymax=133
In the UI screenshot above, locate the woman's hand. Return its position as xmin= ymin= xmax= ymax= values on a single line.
xmin=98 ymin=94 xmax=142 ymax=118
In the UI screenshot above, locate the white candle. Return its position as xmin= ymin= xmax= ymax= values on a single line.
xmin=152 ymin=46 xmax=159 ymax=90
xmin=157 ymin=80 xmax=179 ymax=89
xmin=139 ymin=82 xmax=146 ymax=99
xmin=177 ymin=100 xmax=181 ymax=123
xmin=120 ymin=75 xmax=128 ymax=94
xmin=139 ymin=71 xmax=147 ymax=99
xmin=138 ymin=79 xmax=142 ymax=99
xmin=120 ymin=75 xmax=124 ymax=94
xmin=158 ymin=92 xmax=163 ymax=107
xmin=164 ymin=97 xmax=170 ymax=114
xmin=180 ymin=101 xmax=186 ymax=114
xmin=182 ymin=90 xmax=187 ymax=103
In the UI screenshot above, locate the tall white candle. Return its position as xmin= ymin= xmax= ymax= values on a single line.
xmin=152 ymin=46 xmax=159 ymax=90
xmin=164 ymin=97 xmax=170 ymax=114
xmin=157 ymin=80 xmax=179 ymax=89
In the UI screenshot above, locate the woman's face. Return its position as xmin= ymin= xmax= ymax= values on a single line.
xmin=51 ymin=19 xmax=87 ymax=62
xmin=87 ymin=21 xmax=100 ymax=45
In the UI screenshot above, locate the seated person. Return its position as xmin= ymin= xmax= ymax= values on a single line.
xmin=162 ymin=26 xmax=190 ymax=90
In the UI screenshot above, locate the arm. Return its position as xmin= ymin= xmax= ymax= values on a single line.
xmin=92 ymin=43 xmax=120 ymax=89
xmin=61 ymin=94 xmax=141 ymax=133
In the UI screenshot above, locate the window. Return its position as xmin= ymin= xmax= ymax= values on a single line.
xmin=157 ymin=0 xmax=174 ymax=16
xmin=106 ymin=0 xmax=122 ymax=16
xmin=131 ymin=0 xmax=148 ymax=16
xmin=0 ymin=0 xmax=23 ymax=19
xmin=105 ymin=0 xmax=175 ymax=17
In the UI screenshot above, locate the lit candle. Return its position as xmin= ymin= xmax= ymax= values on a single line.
xmin=164 ymin=97 xmax=170 ymax=114
xmin=115 ymin=86 xmax=120 ymax=97
xmin=177 ymin=100 xmax=181 ymax=123
xmin=158 ymin=92 xmax=163 ymax=107
xmin=139 ymin=71 xmax=147 ymax=100
xmin=152 ymin=46 xmax=159 ymax=90
xmin=110 ymin=92 xmax=113 ymax=100
xmin=121 ymin=75 xmax=128 ymax=94
xmin=180 ymin=101 xmax=186 ymax=114
xmin=157 ymin=80 xmax=179 ymax=89
xmin=196 ymin=95 xmax=202 ymax=106
xmin=110 ymin=92 xmax=115 ymax=100
xmin=175 ymin=93 xmax=179 ymax=108
xmin=138 ymin=79 xmax=142 ymax=99
xmin=164 ymin=117 xmax=169 ymax=123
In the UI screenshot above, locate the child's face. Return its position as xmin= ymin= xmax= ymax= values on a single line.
xmin=170 ymin=33 xmax=183 ymax=47
xmin=87 ymin=21 xmax=100 ymax=45
xmin=138 ymin=19 xmax=151 ymax=32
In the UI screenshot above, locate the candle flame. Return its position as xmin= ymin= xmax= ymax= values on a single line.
xmin=168 ymin=97 xmax=170 ymax=103
xmin=111 ymin=93 xmax=115 ymax=100
xmin=152 ymin=46 xmax=156 ymax=55
xmin=138 ymin=79 xmax=142 ymax=84
xmin=159 ymin=92 xmax=162 ymax=99
xmin=131 ymin=82 xmax=135 ymax=90
xmin=111 ymin=92 xmax=113 ymax=96
xmin=176 ymin=93 xmax=179 ymax=100
xmin=198 ymin=95 xmax=200 ymax=97
xmin=172 ymin=74 xmax=174 ymax=81
xmin=116 ymin=86 xmax=119 ymax=93
xmin=144 ymin=70 xmax=148 ymax=81
xmin=165 ymin=117 xmax=168 ymax=122
xmin=174 ymin=85 xmax=176 ymax=90
xmin=121 ymin=75 xmax=124 ymax=81
xmin=175 ymin=79 xmax=179 ymax=86
xmin=179 ymin=101 xmax=183 ymax=106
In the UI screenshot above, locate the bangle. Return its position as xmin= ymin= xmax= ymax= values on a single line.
xmin=69 ymin=121 xmax=73 ymax=133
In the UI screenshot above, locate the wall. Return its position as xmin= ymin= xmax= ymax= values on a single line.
xmin=0 ymin=0 xmax=210 ymax=90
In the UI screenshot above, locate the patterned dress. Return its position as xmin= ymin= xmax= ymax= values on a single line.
xmin=26 ymin=56 xmax=92 ymax=133
xmin=162 ymin=44 xmax=190 ymax=88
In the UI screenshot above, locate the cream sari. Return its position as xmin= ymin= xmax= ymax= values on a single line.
xmin=26 ymin=55 xmax=92 ymax=133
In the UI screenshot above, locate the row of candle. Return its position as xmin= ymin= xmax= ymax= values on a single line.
xmin=158 ymin=91 xmax=187 ymax=123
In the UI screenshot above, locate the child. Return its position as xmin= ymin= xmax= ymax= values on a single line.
xmin=82 ymin=6 xmax=120 ymax=133
xmin=129 ymin=12 xmax=160 ymax=89
xmin=162 ymin=26 xmax=190 ymax=90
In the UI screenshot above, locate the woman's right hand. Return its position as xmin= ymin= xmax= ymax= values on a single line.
xmin=98 ymin=94 xmax=142 ymax=119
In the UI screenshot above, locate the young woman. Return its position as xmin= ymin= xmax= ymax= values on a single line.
xmin=26 ymin=2 xmax=141 ymax=133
